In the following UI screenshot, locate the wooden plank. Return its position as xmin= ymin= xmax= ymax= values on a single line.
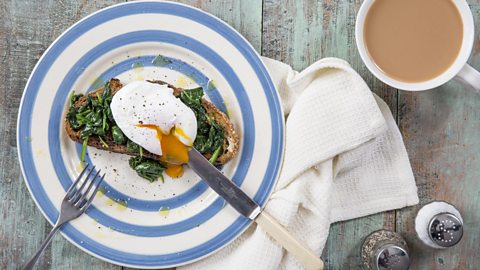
xmin=0 ymin=0 xmax=262 ymax=269
xmin=0 ymin=0 xmax=48 ymax=269
xmin=0 ymin=1 xmax=54 ymax=269
xmin=169 ymin=0 xmax=263 ymax=52
xmin=396 ymin=2 xmax=480 ymax=269
xmin=5 ymin=0 xmax=479 ymax=269
xmin=0 ymin=0 xmax=123 ymax=269
xmin=261 ymin=1 xmax=398 ymax=269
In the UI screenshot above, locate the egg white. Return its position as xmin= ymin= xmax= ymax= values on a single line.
xmin=110 ymin=81 xmax=197 ymax=156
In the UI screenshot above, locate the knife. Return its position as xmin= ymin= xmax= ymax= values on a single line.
xmin=188 ymin=148 xmax=324 ymax=270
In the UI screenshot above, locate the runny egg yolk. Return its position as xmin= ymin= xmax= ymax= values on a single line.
xmin=136 ymin=124 xmax=190 ymax=178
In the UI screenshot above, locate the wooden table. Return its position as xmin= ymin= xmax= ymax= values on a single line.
xmin=1 ymin=1 xmax=479 ymax=269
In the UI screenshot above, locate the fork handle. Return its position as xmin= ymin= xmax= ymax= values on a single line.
xmin=255 ymin=211 xmax=324 ymax=270
xmin=22 ymin=223 xmax=61 ymax=270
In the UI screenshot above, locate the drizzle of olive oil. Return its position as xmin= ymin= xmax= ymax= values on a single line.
xmin=96 ymin=186 xmax=106 ymax=197
xmin=159 ymin=206 xmax=170 ymax=218
xmin=104 ymin=195 xmax=128 ymax=211
xmin=207 ymin=79 xmax=217 ymax=91
xmin=176 ymin=76 xmax=194 ymax=88
xmin=131 ymin=62 xmax=144 ymax=81
xmin=116 ymin=199 xmax=128 ymax=211
xmin=106 ymin=197 xmax=115 ymax=207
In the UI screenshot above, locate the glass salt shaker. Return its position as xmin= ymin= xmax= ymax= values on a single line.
xmin=415 ymin=201 xmax=464 ymax=248
xmin=361 ymin=229 xmax=410 ymax=270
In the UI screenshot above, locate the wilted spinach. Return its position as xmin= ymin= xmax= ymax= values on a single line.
xmin=179 ymin=88 xmax=224 ymax=163
xmin=127 ymin=139 xmax=142 ymax=154
xmin=67 ymin=92 xmax=84 ymax=129
xmin=112 ymin=125 xmax=127 ymax=144
xmin=67 ymin=81 xmax=114 ymax=161
xmin=68 ymin=83 xmax=225 ymax=183
xmin=129 ymin=156 xmax=165 ymax=182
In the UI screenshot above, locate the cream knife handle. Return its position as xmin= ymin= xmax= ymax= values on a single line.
xmin=255 ymin=211 xmax=324 ymax=270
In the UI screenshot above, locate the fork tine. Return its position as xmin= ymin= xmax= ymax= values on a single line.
xmin=65 ymin=164 xmax=90 ymax=199
xmin=80 ymin=173 xmax=105 ymax=211
xmin=69 ymin=166 xmax=95 ymax=202
xmin=75 ymin=169 xmax=101 ymax=207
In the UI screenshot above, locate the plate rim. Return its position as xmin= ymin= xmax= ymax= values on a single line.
xmin=17 ymin=0 xmax=285 ymax=268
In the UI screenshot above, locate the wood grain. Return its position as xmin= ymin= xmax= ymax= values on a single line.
xmin=261 ymin=1 xmax=397 ymax=269
xmin=0 ymin=1 xmax=123 ymax=269
xmin=169 ymin=0 xmax=263 ymax=52
xmin=2 ymin=0 xmax=480 ymax=269
xmin=1 ymin=1 xmax=53 ymax=269
xmin=395 ymin=2 xmax=480 ymax=269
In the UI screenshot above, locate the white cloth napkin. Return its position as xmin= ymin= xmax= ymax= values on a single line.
xmin=179 ymin=57 xmax=419 ymax=270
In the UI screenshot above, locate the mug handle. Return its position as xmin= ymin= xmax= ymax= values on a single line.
xmin=455 ymin=64 xmax=480 ymax=93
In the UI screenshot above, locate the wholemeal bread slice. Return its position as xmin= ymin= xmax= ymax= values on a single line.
xmin=64 ymin=78 xmax=239 ymax=165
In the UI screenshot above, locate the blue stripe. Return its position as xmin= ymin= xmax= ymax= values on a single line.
xmin=48 ymin=30 xmax=254 ymax=236
xmin=76 ymin=54 xmax=227 ymax=212
xmin=17 ymin=1 xmax=283 ymax=267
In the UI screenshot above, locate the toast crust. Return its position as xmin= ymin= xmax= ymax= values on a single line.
xmin=64 ymin=78 xmax=239 ymax=164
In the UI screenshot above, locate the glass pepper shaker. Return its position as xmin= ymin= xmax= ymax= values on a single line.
xmin=415 ymin=201 xmax=464 ymax=248
xmin=361 ymin=229 xmax=410 ymax=270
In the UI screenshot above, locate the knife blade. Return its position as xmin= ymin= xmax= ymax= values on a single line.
xmin=187 ymin=148 xmax=261 ymax=219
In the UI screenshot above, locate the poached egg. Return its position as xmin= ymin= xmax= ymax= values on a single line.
xmin=110 ymin=81 xmax=197 ymax=177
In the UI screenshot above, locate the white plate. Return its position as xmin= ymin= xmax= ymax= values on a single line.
xmin=17 ymin=1 xmax=284 ymax=268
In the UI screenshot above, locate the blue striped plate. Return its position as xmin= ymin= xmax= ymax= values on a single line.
xmin=17 ymin=1 xmax=284 ymax=268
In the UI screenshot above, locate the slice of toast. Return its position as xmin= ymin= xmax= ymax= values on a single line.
xmin=64 ymin=78 xmax=239 ymax=165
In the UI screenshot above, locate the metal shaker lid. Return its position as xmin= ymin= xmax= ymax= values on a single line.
xmin=362 ymin=230 xmax=410 ymax=270
xmin=376 ymin=244 xmax=410 ymax=270
xmin=428 ymin=213 xmax=463 ymax=247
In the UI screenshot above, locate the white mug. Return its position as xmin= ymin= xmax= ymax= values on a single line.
xmin=355 ymin=0 xmax=480 ymax=92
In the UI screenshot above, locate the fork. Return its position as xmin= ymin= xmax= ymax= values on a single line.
xmin=22 ymin=164 xmax=105 ymax=270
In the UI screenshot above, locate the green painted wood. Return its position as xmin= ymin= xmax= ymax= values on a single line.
xmin=261 ymin=1 xmax=397 ymax=269
xmin=169 ymin=0 xmax=263 ymax=52
xmin=3 ymin=0 xmax=480 ymax=269
xmin=0 ymin=0 xmax=124 ymax=269
xmin=395 ymin=1 xmax=480 ymax=269
xmin=0 ymin=0 xmax=262 ymax=268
